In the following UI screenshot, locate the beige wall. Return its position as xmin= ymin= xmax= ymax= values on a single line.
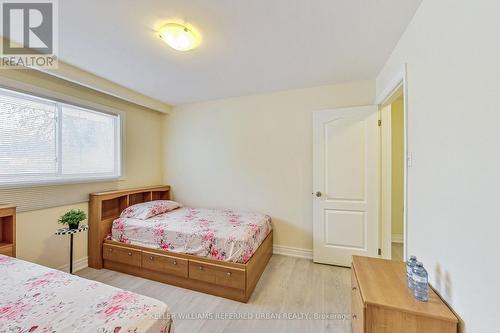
xmin=391 ymin=95 xmax=404 ymax=236
xmin=377 ymin=1 xmax=500 ymax=331
xmin=17 ymin=203 xmax=89 ymax=269
xmin=1 ymin=68 xmax=166 ymax=269
xmin=163 ymin=81 xmax=375 ymax=251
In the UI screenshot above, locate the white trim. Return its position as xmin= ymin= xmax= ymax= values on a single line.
xmin=36 ymin=61 xmax=172 ymax=114
xmin=376 ymin=67 xmax=405 ymax=105
xmin=273 ymin=244 xmax=313 ymax=259
xmin=402 ymin=66 xmax=409 ymax=261
xmin=60 ymin=249 xmax=312 ymax=271
xmin=57 ymin=256 xmax=88 ymax=273
xmin=380 ymin=103 xmax=393 ymax=259
xmin=377 ymin=64 xmax=409 ymax=261
xmin=391 ymin=233 xmax=404 ymax=244
xmin=0 ymin=76 xmax=125 ymax=117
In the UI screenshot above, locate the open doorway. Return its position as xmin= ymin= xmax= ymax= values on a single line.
xmin=380 ymin=85 xmax=407 ymax=262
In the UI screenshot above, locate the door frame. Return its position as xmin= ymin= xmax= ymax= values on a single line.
xmin=376 ymin=64 xmax=409 ymax=261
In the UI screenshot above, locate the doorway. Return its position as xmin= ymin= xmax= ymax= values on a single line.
xmin=380 ymin=85 xmax=407 ymax=262
xmin=312 ymin=67 xmax=409 ymax=266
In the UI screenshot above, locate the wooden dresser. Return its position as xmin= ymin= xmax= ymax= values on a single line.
xmin=0 ymin=205 xmax=16 ymax=257
xmin=351 ymin=256 xmax=457 ymax=333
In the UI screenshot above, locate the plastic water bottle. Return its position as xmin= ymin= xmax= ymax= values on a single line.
xmin=405 ymin=255 xmax=417 ymax=289
xmin=412 ymin=262 xmax=429 ymax=302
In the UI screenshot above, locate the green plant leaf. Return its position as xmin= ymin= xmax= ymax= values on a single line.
xmin=58 ymin=209 xmax=87 ymax=226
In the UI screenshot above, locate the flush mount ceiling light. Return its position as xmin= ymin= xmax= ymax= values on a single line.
xmin=158 ymin=23 xmax=199 ymax=51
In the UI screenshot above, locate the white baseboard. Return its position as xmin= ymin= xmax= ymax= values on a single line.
xmin=55 ymin=248 xmax=313 ymax=272
xmin=54 ymin=247 xmax=314 ymax=273
xmin=273 ymin=244 xmax=313 ymax=259
xmin=392 ymin=233 xmax=404 ymax=244
xmin=57 ymin=256 xmax=88 ymax=273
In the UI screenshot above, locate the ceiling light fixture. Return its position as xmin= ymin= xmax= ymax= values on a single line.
xmin=158 ymin=23 xmax=199 ymax=51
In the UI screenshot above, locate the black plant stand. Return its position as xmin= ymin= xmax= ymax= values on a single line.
xmin=55 ymin=225 xmax=88 ymax=274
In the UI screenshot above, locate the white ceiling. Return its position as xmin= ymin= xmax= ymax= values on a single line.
xmin=59 ymin=0 xmax=422 ymax=105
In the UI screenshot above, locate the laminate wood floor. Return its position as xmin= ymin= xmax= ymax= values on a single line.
xmin=392 ymin=242 xmax=404 ymax=262
xmin=77 ymin=255 xmax=352 ymax=333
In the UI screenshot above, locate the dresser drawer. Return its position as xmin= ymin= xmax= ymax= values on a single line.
xmin=142 ymin=251 xmax=188 ymax=278
xmin=215 ymin=267 xmax=245 ymax=290
xmin=103 ymin=244 xmax=141 ymax=267
xmin=351 ymin=268 xmax=365 ymax=333
xmin=189 ymin=260 xmax=216 ymax=283
xmin=0 ymin=245 xmax=13 ymax=257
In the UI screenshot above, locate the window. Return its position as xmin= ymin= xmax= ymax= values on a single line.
xmin=0 ymin=87 xmax=121 ymax=186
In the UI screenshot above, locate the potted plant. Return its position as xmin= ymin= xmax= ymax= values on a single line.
xmin=58 ymin=209 xmax=87 ymax=230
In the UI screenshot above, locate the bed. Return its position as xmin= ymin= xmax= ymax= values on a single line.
xmin=112 ymin=207 xmax=272 ymax=263
xmin=0 ymin=254 xmax=172 ymax=333
xmin=88 ymin=186 xmax=273 ymax=303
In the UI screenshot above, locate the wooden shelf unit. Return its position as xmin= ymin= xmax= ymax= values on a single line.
xmin=351 ymin=256 xmax=458 ymax=333
xmin=0 ymin=205 xmax=16 ymax=257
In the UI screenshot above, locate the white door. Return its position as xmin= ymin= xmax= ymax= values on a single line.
xmin=313 ymin=106 xmax=380 ymax=267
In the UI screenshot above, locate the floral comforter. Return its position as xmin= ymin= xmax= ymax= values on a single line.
xmin=0 ymin=255 xmax=172 ymax=333
xmin=112 ymin=207 xmax=272 ymax=263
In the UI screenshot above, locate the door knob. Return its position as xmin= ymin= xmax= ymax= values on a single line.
xmin=315 ymin=191 xmax=322 ymax=197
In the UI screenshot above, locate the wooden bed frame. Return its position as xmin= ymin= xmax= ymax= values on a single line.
xmin=88 ymin=185 xmax=273 ymax=302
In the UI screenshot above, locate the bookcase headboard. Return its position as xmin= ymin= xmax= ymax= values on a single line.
xmin=88 ymin=185 xmax=170 ymax=269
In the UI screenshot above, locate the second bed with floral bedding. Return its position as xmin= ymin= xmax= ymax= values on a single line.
xmin=111 ymin=204 xmax=272 ymax=264
xmin=0 ymin=255 xmax=172 ymax=333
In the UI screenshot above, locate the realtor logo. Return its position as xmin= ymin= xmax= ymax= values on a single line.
xmin=0 ymin=0 xmax=58 ymax=68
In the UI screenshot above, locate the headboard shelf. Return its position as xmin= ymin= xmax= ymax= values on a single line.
xmin=101 ymin=196 xmax=128 ymax=220
xmin=152 ymin=190 xmax=169 ymax=200
xmin=129 ymin=192 xmax=152 ymax=206
xmin=88 ymin=185 xmax=170 ymax=268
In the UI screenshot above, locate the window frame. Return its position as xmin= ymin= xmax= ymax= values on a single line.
xmin=0 ymin=86 xmax=123 ymax=188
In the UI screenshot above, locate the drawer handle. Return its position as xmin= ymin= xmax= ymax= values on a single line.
xmin=352 ymin=314 xmax=357 ymax=320
xmin=173 ymin=260 xmax=177 ymax=265
xmin=108 ymin=248 xmax=113 ymax=252
xmin=226 ymin=271 xmax=232 ymax=277
xmin=198 ymin=266 xmax=203 ymax=271
xmin=149 ymin=256 xmax=154 ymax=261
xmin=352 ymin=286 xmax=357 ymax=291
xmin=127 ymin=252 xmax=132 ymax=256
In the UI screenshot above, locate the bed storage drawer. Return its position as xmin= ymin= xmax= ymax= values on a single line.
xmin=215 ymin=267 xmax=245 ymax=290
xmin=103 ymin=244 xmax=141 ymax=267
xmin=0 ymin=244 xmax=13 ymax=257
xmin=188 ymin=260 xmax=245 ymax=290
xmin=189 ymin=260 xmax=217 ymax=283
xmin=142 ymin=251 xmax=188 ymax=277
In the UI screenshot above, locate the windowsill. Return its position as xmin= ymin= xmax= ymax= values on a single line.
xmin=0 ymin=176 xmax=123 ymax=189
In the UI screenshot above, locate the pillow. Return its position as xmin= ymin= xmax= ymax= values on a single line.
xmin=120 ymin=200 xmax=181 ymax=220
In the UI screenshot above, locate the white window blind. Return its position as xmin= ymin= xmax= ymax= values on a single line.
xmin=0 ymin=92 xmax=57 ymax=176
xmin=0 ymin=87 xmax=121 ymax=186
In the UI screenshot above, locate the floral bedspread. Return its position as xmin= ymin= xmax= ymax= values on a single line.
xmin=112 ymin=207 xmax=272 ymax=263
xmin=0 ymin=255 xmax=172 ymax=333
